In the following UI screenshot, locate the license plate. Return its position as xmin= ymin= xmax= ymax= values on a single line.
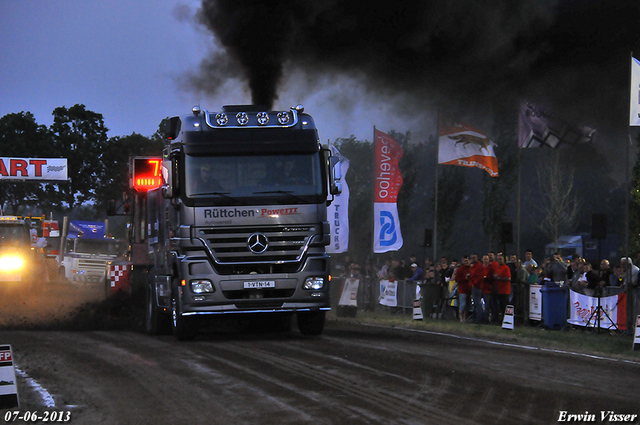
xmin=244 ymin=280 xmax=276 ymax=289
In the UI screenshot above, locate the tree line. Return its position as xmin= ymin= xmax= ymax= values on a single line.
xmin=0 ymin=104 xmax=164 ymax=216
xmin=335 ymin=124 xmax=631 ymax=264
xmin=0 ymin=103 xmax=635 ymax=260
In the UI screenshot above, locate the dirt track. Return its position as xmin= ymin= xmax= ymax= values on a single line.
xmin=0 ymin=281 xmax=109 ymax=329
xmin=1 ymin=285 xmax=639 ymax=424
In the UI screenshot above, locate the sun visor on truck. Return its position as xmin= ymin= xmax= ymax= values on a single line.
xmin=181 ymin=128 xmax=320 ymax=155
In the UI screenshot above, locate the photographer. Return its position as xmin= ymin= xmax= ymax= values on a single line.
xmin=544 ymin=252 xmax=567 ymax=283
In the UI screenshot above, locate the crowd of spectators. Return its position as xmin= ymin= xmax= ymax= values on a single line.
xmin=333 ymin=249 xmax=640 ymax=327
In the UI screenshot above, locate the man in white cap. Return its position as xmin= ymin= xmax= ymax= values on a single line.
xmin=406 ymin=262 xmax=424 ymax=284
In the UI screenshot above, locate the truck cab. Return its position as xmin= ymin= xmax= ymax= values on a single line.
xmin=147 ymin=105 xmax=342 ymax=339
xmin=59 ymin=221 xmax=125 ymax=283
xmin=0 ymin=216 xmax=39 ymax=286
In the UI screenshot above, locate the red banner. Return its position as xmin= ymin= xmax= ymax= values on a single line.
xmin=374 ymin=129 xmax=404 ymax=203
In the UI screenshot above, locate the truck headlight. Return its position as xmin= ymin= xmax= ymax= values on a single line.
xmin=0 ymin=254 xmax=24 ymax=272
xmin=190 ymin=280 xmax=214 ymax=294
xmin=303 ymin=277 xmax=324 ymax=290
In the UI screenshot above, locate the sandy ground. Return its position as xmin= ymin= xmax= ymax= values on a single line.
xmin=0 ymin=281 xmax=638 ymax=424
xmin=0 ymin=319 xmax=638 ymax=424
xmin=0 ymin=281 xmax=107 ymax=327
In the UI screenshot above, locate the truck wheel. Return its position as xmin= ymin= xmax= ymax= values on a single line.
xmin=297 ymin=311 xmax=325 ymax=336
xmin=146 ymin=283 xmax=170 ymax=335
xmin=171 ymin=282 xmax=196 ymax=340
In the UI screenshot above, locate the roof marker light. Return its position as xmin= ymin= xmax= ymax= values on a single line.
xmin=215 ymin=113 xmax=228 ymax=126
xmin=277 ymin=112 xmax=290 ymax=125
xmin=256 ymin=112 xmax=269 ymax=125
xmin=236 ymin=112 xmax=249 ymax=126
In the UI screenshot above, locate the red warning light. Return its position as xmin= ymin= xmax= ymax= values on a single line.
xmin=132 ymin=157 xmax=163 ymax=192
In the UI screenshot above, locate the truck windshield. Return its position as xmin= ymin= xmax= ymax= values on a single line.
xmin=0 ymin=225 xmax=27 ymax=245
xmin=70 ymin=239 xmax=126 ymax=256
xmin=185 ymin=153 xmax=324 ymax=204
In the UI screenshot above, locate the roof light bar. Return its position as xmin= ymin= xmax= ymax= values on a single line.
xmin=203 ymin=106 xmax=301 ymax=129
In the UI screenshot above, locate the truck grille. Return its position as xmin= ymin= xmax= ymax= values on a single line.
xmin=77 ymin=259 xmax=107 ymax=274
xmin=196 ymin=225 xmax=315 ymax=275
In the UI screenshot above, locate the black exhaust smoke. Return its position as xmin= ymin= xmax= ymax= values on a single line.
xmin=198 ymin=0 xmax=298 ymax=109
xmin=194 ymin=0 xmax=640 ymax=126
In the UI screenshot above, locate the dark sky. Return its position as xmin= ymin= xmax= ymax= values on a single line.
xmin=2 ymin=0 xmax=640 ymax=153
xmin=192 ymin=0 xmax=640 ymax=149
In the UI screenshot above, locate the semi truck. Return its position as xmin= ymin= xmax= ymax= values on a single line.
xmin=146 ymin=104 xmax=342 ymax=339
xmin=58 ymin=220 xmax=126 ymax=283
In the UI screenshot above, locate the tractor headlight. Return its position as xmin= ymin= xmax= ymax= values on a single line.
xmin=0 ymin=254 xmax=24 ymax=272
xmin=303 ymin=277 xmax=325 ymax=290
xmin=190 ymin=280 xmax=214 ymax=294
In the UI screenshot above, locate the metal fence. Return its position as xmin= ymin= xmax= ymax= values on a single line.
xmin=333 ymin=277 xmax=419 ymax=314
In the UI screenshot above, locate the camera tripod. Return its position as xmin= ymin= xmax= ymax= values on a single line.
xmin=582 ymin=290 xmax=619 ymax=334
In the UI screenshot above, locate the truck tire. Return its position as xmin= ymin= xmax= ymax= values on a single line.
xmin=171 ymin=280 xmax=196 ymax=340
xmin=146 ymin=283 xmax=170 ymax=335
xmin=297 ymin=311 xmax=326 ymax=336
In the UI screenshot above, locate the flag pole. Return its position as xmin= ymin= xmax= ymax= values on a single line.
xmin=625 ymin=52 xmax=634 ymax=332
xmin=517 ymin=114 xmax=522 ymax=261
xmin=373 ymin=125 xmax=376 ymax=258
xmin=433 ymin=113 xmax=440 ymax=262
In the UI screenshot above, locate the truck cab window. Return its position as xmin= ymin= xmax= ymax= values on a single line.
xmin=184 ymin=154 xmax=322 ymax=204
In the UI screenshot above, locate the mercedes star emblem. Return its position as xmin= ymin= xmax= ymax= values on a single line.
xmin=247 ymin=233 xmax=269 ymax=254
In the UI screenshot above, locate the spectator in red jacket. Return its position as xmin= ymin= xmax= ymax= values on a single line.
xmin=481 ymin=255 xmax=495 ymax=324
xmin=488 ymin=252 xmax=499 ymax=271
xmin=494 ymin=254 xmax=512 ymax=322
xmin=454 ymin=256 xmax=472 ymax=323
xmin=469 ymin=254 xmax=484 ymax=324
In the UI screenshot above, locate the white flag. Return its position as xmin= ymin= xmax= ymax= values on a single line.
xmin=519 ymin=101 xmax=596 ymax=148
xmin=438 ymin=117 xmax=498 ymax=177
xmin=631 ymin=57 xmax=640 ymax=126
xmin=327 ymin=143 xmax=350 ymax=254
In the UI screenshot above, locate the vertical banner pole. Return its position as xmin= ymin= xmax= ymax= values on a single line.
xmin=433 ymin=113 xmax=440 ymax=261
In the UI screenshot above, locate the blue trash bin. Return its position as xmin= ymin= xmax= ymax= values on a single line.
xmin=540 ymin=285 xmax=568 ymax=330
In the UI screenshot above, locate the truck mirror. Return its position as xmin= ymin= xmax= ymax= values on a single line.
xmin=329 ymin=156 xmax=342 ymax=195
xmin=161 ymin=159 xmax=174 ymax=198
xmin=161 ymin=185 xmax=173 ymax=199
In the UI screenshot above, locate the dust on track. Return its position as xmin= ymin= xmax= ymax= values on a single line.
xmin=0 ymin=281 xmax=144 ymax=331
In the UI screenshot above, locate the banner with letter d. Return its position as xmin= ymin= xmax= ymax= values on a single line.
xmin=373 ymin=129 xmax=404 ymax=253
